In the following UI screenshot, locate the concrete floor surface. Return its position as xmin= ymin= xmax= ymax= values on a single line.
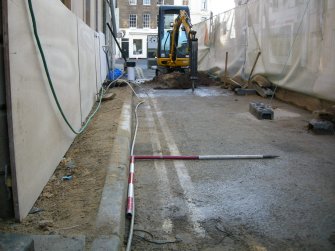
xmin=129 ymin=86 xmax=335 ymax=250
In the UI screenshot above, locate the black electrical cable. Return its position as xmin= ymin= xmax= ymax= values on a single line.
xmin=133 ymin=229 xmax=182 ymax=245
xmin=106 ymin=23 xmax=127 ymax=63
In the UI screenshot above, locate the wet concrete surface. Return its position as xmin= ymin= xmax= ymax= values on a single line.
xmin=129 ymin=86 xmax=335 ymax=250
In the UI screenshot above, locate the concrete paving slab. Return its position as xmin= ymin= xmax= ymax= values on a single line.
xmin=32 ymin=235 xmax=85 ymax=251
xmin=91 ymin=235 xmax=120 ymax=251
xmin=0 ymin=232 xmax=34 ymax=251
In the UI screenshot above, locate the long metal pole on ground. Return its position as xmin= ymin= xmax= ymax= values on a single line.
xmin=134 ymin=155 xmax=279 ymax=160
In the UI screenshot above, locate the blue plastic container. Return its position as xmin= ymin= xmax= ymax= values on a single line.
xmin=107 ymin=68 xmax=122 ymax=80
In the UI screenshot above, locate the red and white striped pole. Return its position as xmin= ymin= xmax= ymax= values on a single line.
xmin=126 ymin=156 xmax=135 ymax=217
xmin=134 ymin=154 xmax=278 ymax=160
xmin=135 ymin=155 xmax=198 ymax=160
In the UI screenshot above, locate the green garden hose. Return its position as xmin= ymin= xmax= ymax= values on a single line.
xmin=27 ymin=0 xmax=105 ymax=134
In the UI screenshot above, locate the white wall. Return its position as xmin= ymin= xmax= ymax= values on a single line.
xmin=71 ymin=0 xmax=85 ymax=21
xmin=77 ymin=19 xmax=98 ymax=120
xmin=174 ymin=0 xmax=236 ymax=24
xmin=208 ymin=0 xmax=235 ymax=15
xmin=189 ymin=0 xmax=211 ymax=24
xmin=8 ymin=0 xmax=104 ymax=220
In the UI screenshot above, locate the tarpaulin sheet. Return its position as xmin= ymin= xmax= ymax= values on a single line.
xmin=194 ymin=0 xmax=335 ymax=102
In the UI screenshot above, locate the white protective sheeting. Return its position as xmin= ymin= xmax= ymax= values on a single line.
xmin=98 ymin=32 xmax=108 ymax=86
xmin=8 ymin=0 xmax=103 ymax=220
xmin=194 ymin=0 xmax=335 ymax=102
xmin=77 ymin=19 xmax=98 ymax=122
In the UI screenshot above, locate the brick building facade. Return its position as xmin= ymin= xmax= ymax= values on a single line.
xmin=117 ymin=0 xmax=174 ymax=59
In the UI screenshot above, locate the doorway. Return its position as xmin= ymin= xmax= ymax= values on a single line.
xmin=129 ymin=35 xmax=147 ymax=58
xmin=121 ymin=38 xmax=129 ymax=59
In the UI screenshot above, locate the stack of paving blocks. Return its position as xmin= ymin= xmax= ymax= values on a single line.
xmin=249 ymin=102 xmax=274 ymax=120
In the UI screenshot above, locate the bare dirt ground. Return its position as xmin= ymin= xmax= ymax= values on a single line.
xmin=0 ymin=86 xmax=129 ymax=244
xmin=146 ymin=71 xmax=219 ymax=89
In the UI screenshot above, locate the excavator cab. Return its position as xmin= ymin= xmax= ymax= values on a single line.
xmin=157 ymin=6 xmax=191 ymax=73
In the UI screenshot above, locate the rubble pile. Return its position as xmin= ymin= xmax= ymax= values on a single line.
xmin=221 ymin=74 xmax=275 ymax=97
xmin=145 ymin=71 xmax=219 ymax=89
xmin=314 ymin=106 xmax=335 ymax=123
xmin=309 ymin=105 xmax=335 ymax=135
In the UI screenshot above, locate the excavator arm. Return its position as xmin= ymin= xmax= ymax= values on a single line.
xmin=170 ymin=10 xmax=198 ymax=90
xmin=170 ymin=10 xmax=196 ymax=62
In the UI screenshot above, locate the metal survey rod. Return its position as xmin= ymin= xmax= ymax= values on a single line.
xmin=126 ymin=156 xmax=135 ymax=217
xmin=134 ymin=155 xmax=279 ymax=160
xmin=199 ymin=155 xmax=278 ymax=160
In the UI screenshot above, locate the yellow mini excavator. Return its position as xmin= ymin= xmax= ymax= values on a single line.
xmin=156 ymin=6 xmax=198 ymax=91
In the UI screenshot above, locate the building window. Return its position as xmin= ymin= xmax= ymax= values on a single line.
xmin=157 ymin=0 xmax=164 ymax=5
xmin=143 ymin=14 xmax=150 ymax=28
xmin=182 ymin=0 xmax=188 ymax=5
xmin=129 ymin=14 xmax=137 ymax=28
xmin=143 ymin=0 xmax=150 ymax=5
xmin=129 ymin=0 xmax=137 ymax=5
xmin=201 ymin=0 xmax=207 ymax=10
